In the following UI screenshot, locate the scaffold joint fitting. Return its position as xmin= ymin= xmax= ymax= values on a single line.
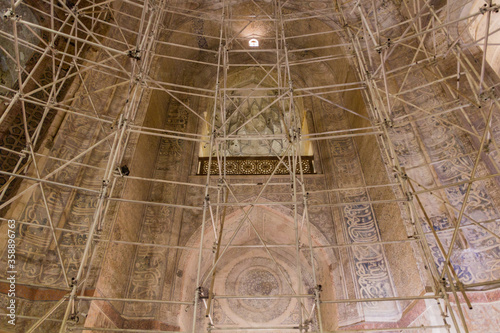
xmin=382 ymin=118 xmax=394 ymax=128
xmin=2 ymin=8 xmax=19 ymax=21
xmin=480 ymin=3 xmax=500 ymax=14
xmin=69 ymin=311 xmax=80 ymax=325
xmin=479 ymin=87 xmax=496 ymax=101
xmin=315 ymin=284 xmax=322 ymax=294
xmin=197 ymin=286 xmax=206 ymax=299
xmin=127 ymin=49 xmax=141 ymax=60
xmin=485 ymin=138 xmax=493 ymax=153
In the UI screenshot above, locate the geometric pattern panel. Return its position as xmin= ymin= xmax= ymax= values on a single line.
xmin=198 ymin=156 xmax=315 ymax=175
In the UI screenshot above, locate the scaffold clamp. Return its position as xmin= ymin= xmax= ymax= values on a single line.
xmin=2 ymin=8 xmax=19 ymax=21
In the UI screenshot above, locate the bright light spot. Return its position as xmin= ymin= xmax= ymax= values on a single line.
xmin=249 ymin=38 xmax=259 ymax=47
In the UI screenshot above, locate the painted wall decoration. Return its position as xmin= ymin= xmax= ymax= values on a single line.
xmin=321 ymin=101 xmax=401 ymax=322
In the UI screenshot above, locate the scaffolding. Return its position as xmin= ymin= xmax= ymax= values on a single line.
xmin=1 ymin=0 xmax=500 ymax=332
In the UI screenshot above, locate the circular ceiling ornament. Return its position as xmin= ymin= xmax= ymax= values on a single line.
xmin=236 ymin=266 xmax=280 ymax=312
xmin=224 ymin=256 xmax=294 ymax=323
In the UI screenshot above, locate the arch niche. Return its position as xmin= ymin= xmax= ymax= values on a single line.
xmin=173 ymin=201 xmax=339 ymax=332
